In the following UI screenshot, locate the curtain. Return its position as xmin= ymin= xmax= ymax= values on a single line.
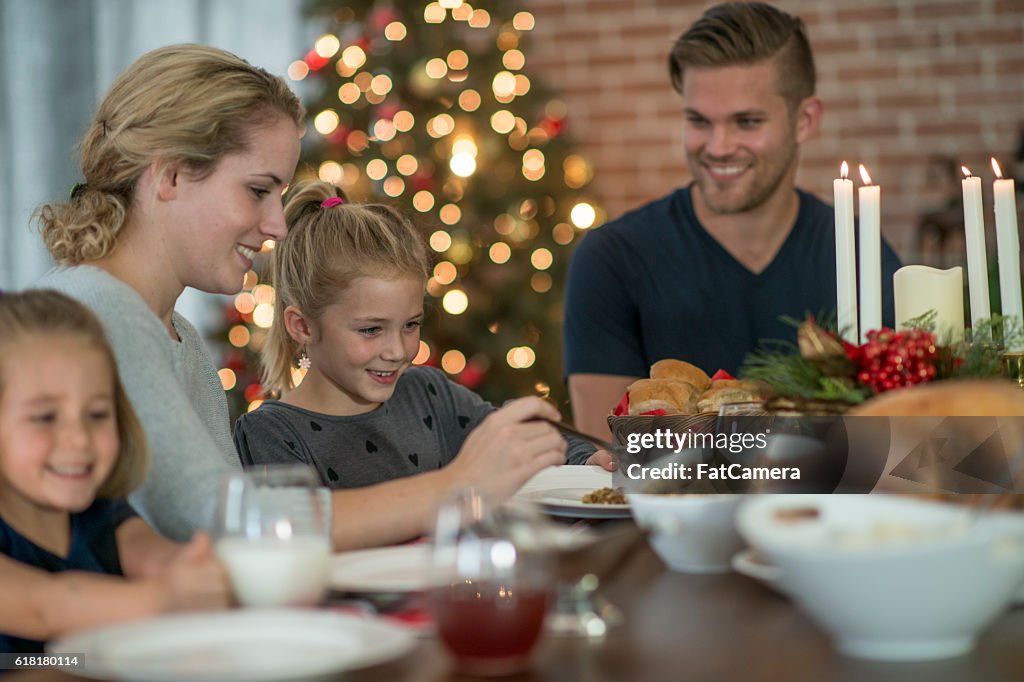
xmin=0 ymin=0 xmax=306 ymax=327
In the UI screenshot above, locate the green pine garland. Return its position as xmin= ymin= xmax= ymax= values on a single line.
xmin=740 ymin=312 xmax=1019 ymax=405
xmin=741 ymin=340 xmax=871 ymax=405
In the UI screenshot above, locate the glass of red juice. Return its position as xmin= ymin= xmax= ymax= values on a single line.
xmin=429 ymin=490 xmax=552 ymax=676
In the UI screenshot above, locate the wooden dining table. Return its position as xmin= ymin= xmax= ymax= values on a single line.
xmin=11 ymin=541 xmax=1024 ymax=682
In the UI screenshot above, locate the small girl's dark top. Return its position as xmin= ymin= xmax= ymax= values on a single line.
xmin=0 ymin=499 xmax=136 ymax=654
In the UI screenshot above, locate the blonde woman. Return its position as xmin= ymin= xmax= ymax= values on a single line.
xmin=36 ymin=44 xmax=569 ymax=550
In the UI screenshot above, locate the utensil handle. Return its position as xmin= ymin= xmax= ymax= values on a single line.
xmin=533 ymin=417 xmax=623 ymax=453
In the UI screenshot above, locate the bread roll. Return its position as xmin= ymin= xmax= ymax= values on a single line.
xmin=707 ymin=379 xmax=744 ymax=390
xmin=696 ymin=388 xmax=753 ymax=414
xmin=649 ymin=359 xmax=711 ymax=392
xmin=695 ymin=380 xmax=766 ymax=414
xmin=628 ymin=378 xmax=700 ymax=415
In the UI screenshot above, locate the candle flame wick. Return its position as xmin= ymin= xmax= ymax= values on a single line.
xmin=858 ymin=164 xmax=872 ymax=186
xmin=962 ymin=165 xmax=972 ymax=178
xmin=991 ymin=157 xmax=1003 ymax=179
xmin=840 ymin=161 xmax=848 ymax=180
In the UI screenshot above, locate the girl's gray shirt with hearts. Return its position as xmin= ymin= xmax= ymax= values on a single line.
xmin=234 ymin=365 xmax=595 ymax=488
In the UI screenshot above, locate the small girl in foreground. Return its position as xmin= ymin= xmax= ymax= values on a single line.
xmin=0 ymin=290 xmax=230 ymax=653
xmin=234 ymin=182 xmax=609 ymax=545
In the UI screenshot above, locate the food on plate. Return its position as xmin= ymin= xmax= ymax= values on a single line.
xmin=833 ymin=521 xmax=964 ymax=550
xmin=774 ymin=507 xmax=821 ymax=522
xmin=581 ymin=487 xmax=628 ymax=505
xmin=649 ymin=359 xmax=711 ymax=392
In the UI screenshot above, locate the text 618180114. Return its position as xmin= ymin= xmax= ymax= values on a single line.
xmin=0 ymin=654 xmax=83 ymax=670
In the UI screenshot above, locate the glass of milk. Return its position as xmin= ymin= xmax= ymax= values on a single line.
xmin=214 ymin=465 xmax=331 ymax=608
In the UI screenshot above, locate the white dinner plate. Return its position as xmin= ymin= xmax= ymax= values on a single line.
xmin=518 ymin=487 xmax=632 ymax=519
xmin=515 ymin=464 xmax=612 ymax=496
xmin=331 ymin=543 xmax=447 ymax=593
xmin=48 ymin=609 xmax=416 ymax=682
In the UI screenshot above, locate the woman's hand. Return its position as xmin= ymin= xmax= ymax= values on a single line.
xmin=446 ymin=396 xmax=567 ymax=501
xmin=160 ymin=532 xmax=233 ymax=612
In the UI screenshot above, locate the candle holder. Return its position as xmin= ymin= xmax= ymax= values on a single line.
xmin=1001 ymin=352 xmax=1024 ymax=389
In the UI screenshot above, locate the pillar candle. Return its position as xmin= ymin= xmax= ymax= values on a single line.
xmin=858 ymin=164 xmax=881 ymax=342
xmin=833 ymin=161 xmax=858 ymax=343
xmin=961 ymin=166 xmax=991 ymax=330
xmin=894 ymin=265 xmax=965 ymax=343
xmin=992 ymin=158 xmax=1023 ymax=351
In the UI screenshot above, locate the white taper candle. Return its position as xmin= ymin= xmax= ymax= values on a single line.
xmin=961 ymin=166 xmax=991 ymax=331
xmin=992 ymin=158 xmax=1023 ymax=350
xmin=858 ymin=164 xmax=881 ymax=342
xmin=834 ymin=161 xmax=858 ymax=342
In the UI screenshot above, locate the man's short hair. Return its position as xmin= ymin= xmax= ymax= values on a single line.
xmin=669 ymin=2 xmax=816 ymax=113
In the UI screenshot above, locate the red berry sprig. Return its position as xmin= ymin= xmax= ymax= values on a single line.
xmin=854 ymin=328 xmax=939 ymax=393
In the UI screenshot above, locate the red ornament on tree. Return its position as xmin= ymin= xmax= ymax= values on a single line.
xmin=456 ymin=361 xmax=486 ymax=390
xmin=538 ymin=116 xmax=564 ymax=138
xmin=243 ymin=382 xmax=264 ymax=403
xmin=224 ymin=304 xmax=243 ymax=325
xmin=224 ymin=351 xmax=247 ymax=373
xmin=304 ymin=48 xmax=330 ymax=71
xmin=375 ymin=102 xmax=401 ymax=121
xmin=369 ymin=8 xmax=399 ymax=31
xmin=409 ymin=173 xmax=435 ymax=193
xmin=326 ymin=125 xmax=349 ymax=146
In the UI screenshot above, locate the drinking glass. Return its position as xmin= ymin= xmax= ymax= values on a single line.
xmin=427 ymin=489 xmax=551 ymax=676
xmin=544 ymin=518 xmax=653 ymax=638
xmin=214 ymin=464 xmax=331 ymax=608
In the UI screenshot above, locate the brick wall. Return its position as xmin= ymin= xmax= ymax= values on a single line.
xmin=524 ymin=0 xmax=1024 ymax=261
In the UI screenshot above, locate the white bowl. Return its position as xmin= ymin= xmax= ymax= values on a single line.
xmin=629 ymin=494 xmax=743 ymax=573
xmin=731 ymin=548 xmax=788 ymax=595
xmin=737 ymin=494 xmax=1024 ymax=661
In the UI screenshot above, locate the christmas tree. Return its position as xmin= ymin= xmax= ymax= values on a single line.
xmin=215 ymin=0 xmax=602 ymax=421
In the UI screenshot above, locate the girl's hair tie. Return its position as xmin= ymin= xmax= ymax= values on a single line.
xmin=69 ymin=182 xmax=88 ymax=200
xmin=320 ymin=196 xmax=345 ymax=208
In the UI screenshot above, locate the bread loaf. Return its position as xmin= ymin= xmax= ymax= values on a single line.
xmin=849 ymin=380 xmax=1024 ymax=497
xmin=848 ymin=379 xmax=1024 ymax=416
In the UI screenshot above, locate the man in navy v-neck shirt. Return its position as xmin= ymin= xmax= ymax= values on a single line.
xmin=564 ymin=3 xmax=901 ymax=439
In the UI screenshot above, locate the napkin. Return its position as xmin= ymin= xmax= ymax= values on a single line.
xmin=330 ymin=602 xmax=434 ymax=633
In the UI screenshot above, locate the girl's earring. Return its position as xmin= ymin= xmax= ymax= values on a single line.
xmin=298 ymin=350 xmax=311 ymax=370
